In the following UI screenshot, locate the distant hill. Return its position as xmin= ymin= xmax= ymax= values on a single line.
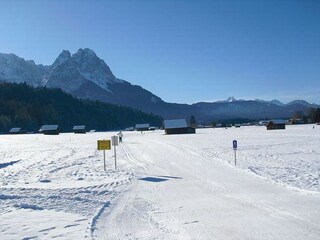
xmin=0 ymin=82 xmax=163 ymax=133
xmin=0 ymin=49 xmax=319 ymax=122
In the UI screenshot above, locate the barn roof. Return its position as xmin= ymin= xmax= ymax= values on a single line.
xmin=39 ymin=125 xmax=59 ymax=131
xmin=73 ymin=125 xmax=86 ymax=130
xmin=9 ymin=127 xmax=22 ymax=133
xmin=163 ymin=119 xmax=188 ymax=129
xmin=269 ymin=119 xmax=287 ymax=125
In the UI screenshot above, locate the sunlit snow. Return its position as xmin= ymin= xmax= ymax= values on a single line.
xmin=0 ymin=125 xmax=319 ymax=239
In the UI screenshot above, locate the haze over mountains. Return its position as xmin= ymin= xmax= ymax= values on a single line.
xmin=0 ymin=48 xmax=318 ymax=122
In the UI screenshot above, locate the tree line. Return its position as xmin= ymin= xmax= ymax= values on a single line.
xmin=0 ymin=82 xmax=163 ymax=133
xmin=292 ymin=108 xmax=320 ymax=124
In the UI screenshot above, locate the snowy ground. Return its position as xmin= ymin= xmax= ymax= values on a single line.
xmin=0 ymin=125 xmax=319 ymax=239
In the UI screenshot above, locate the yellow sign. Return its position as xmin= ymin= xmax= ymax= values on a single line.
xmin=97 ymin=140 xmax=111 ymax=150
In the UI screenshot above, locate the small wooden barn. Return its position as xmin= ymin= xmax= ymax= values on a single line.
xmin=135 ymin=123 xmax=150 ymax=131
xmin=9 ymin=127 xmax=25 ymax=134
xmin=163 ymin=119 xmax=196 ymax=135
xmin=73 ymin=125 xmax=86 ymax=134
xmin=267 ymin=120 xmax=287 ymax=130
xmin=39 ymin=125 xmax=59 ymax=135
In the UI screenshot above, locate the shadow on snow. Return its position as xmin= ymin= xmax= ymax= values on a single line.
xmin=138 ymin=175 xmax=182 ymax=183
xmin=0 ymin=160 xmax=21 ymax=169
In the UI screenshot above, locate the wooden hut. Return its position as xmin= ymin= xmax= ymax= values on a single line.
xmin=73 ymin=125 xmax=86 ymax=134
xmin=39 ymin=125 xmax=59 ymax=135
xmin=9 ymin=127 xmax=25 ymax=134
xmin=267 ymin=120 xmax=286 ymax=130
xmin=163 ymin=119 xmax=196 ymax=135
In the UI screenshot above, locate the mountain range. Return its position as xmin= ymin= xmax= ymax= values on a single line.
xmin=0 ymin=49 xmax=318 ymax=122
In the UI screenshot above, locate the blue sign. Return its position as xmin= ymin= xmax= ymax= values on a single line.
xmin=233 ymin=140 xmax=237 ymax=149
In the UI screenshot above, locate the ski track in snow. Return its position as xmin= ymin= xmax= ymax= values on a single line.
xmin=0 ymin=133 xmax=133 ymax=239
xmin=94 ymin=125 xmax=320 ymax=239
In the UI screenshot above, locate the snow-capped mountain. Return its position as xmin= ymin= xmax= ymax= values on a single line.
xmin=0 ymin=49 xmax=122 ymax=93
xmin=216 ymin=97 xmax=247 ymax=103
xmin=227 ymin=96 xmax=236 ymax=102
xmin=49 ymin=49 xmax=165 ymax=112
xmin=43 ymin=49 xmax=121 ymax=93
xmin=0 ymin=49 xmax=318 ymax=122
xmin=0 ymin=53 xmax=48 ymax=86
xmin=0 ymin=49 xmax=164 ymax=113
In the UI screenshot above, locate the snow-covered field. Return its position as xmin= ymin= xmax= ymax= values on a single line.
xmin=0 ymin=125 xmax=319 ymax=239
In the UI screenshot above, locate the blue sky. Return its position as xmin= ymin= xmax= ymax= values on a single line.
xmin=0 ymin=0 xmax=319 ymax=104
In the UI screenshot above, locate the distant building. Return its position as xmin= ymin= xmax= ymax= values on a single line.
xmin=135 ymin=123 xmax=150 ymax=131
xmin=259 ymin=120 xmax=269 ymax=126
xmin=289 ymin=118 xmax=305 ymax=125
xmin=163 ymin=119 xmax=196 ymax=134
xmin=73 ymin=125 xmax=86 ymax=134
xmin=148 ymin=126 xmax=158 ymax=131
xmin=266 ymin=120 xmax=287 ymax=130
xmin=39 ymin=125 xmax=59 ymax=135
xmin=9 ymin=127 xmax=25 ymax=134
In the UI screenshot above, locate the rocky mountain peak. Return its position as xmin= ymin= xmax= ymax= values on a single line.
xmin=74 ymin=48 xmax=96 ymax=57
xmin=51 ymin=50 xmax=71 ymax=69
xmin=42 ymin=48 xmax=119 ymax=92
xmin=0 ymin=52 xmax=48 ymax=86
xmin=227 ymin=97 xmax=236 ymax=102
xmin=26 ymin=60 xmax=36 ymax=65
xmin=72 ymin=48 xmax=100 ymax=67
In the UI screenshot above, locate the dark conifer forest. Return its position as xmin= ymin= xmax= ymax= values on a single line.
xmin=0 ymin=82 xmax=163 ymax=133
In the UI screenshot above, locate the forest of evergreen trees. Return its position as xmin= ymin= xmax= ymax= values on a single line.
xmin=0 ymin=82 xmax=163 ymax=133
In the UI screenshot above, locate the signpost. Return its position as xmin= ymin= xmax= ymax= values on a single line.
xmin=233 ymin=140 xmax=237 ymax=165
xmin=97 ymin=140 xmax=111 ymax=171
xmin=97 ymin=140 xmax=111 ymax=150
xmin=111 ymin=136 xmax=119 ymax=170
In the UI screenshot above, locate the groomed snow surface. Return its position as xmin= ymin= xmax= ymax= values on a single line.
xmin=0 ymin=125 xmax=319 ymax=239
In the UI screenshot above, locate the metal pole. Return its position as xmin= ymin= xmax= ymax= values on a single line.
xmin=114 ymin=142 xmax=117 ymax=170
xmin=234 ymin=150 xmax=237 ymax=165
xmin=103 ymin=150 xmax=106 ymax=171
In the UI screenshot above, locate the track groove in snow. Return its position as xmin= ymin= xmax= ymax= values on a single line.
xmin=94 ymin=126 xmax=320 ymax=239
xmin=121 ymin=142 xmax=147 ymax=170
